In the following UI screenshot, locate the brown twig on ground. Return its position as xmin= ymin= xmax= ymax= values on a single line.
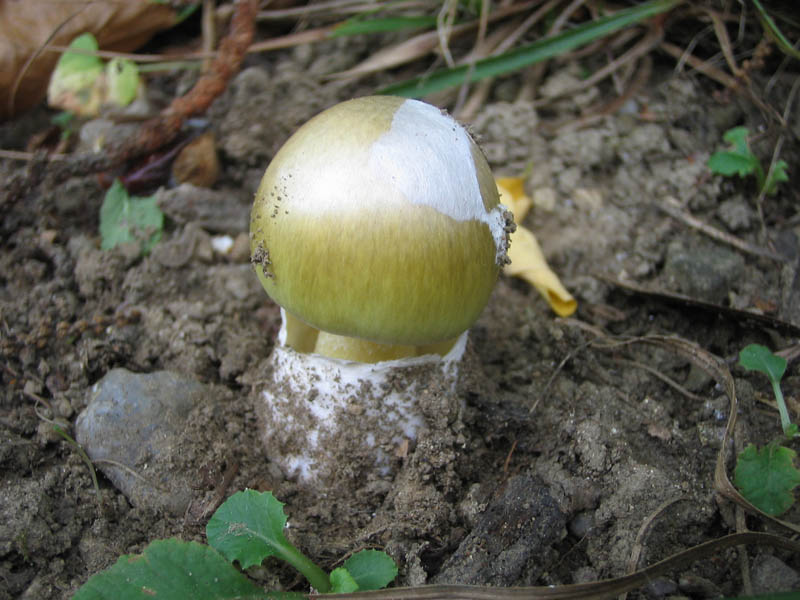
xmin=115 ymin=0 xmax=257 ymax=162
xmin=657 ymin=195 xmax=788 ymax=263
xmin=540 ymin=54 xmax=653 ymax=133
xmin=707 ymin=7 xmax=744 ymax=80
xmin=202 ymin=0 xmax=217 ymax=73
xmin=619 ymin=496 xmax=686 ymax=600
xmin=531 ymin=23 xmax=662 ymax=111
xmin=660 ymin=39 xmax=738 ymax=88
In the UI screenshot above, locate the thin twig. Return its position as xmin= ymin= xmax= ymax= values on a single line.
xmin=661 ymin=40 xmax=739 ymax=88
xmin=619 ymin=497 xmax=686 ymax=600
xmin=202 ymin=0 xmax=216 ymax=73
xmin=534 ymin=24 xmax=662 ymax=109
xmin=657 ymin=196 xmax=788 ymax=263
xmin=707 ymin=8 xmax=743 ymax=79
xmin=608 ymin=357 xmax=708 ymax=403
xmin=0 ymin=149 xmax=68 ymax=161
xmin=542 ymin=54 xmax=652 ymax=133
xmin=322 ymin=533 xmax=800 ymax=600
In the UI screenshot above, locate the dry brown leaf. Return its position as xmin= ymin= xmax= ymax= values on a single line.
xmin=0 ymin=0 xmax=178 ymax=120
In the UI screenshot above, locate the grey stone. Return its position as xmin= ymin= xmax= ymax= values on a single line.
xmin=617 ymin=124 xmax=671 ymax=163
xmin=155 ymin=184 xmax=250 ymax=234
xmin=678 ymin=574 xmax=722 ymax=598
xmin=751 ymin=554 xmax=800 ymax=594
xmin=663 ymin=239 xmax=744 ymax=304
xmin=644 ymin=577 xmax=678 ymax=599
xmin=568 ymin=510 xmax=594 ymax=539
xmin=75 ymin=368 xmax=206 ymax=515
xmin=716 ymin=196 xmax=754 ymax=232
xmin=434 ymin=475 xmax=566 ymax=586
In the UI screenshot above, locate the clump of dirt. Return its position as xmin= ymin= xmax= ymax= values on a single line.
xmin=1 ymin=32 xmax=799 ymax=600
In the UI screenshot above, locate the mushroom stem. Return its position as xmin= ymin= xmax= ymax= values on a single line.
xmin=313 ymin=331 xmax=461 ymax=363
xmin=314 ymin=331 xmax=417 ymax=363
xmin=258 ymin=309 xmax=468 ymax=484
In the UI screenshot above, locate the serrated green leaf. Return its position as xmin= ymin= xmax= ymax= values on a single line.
xmin=739 ymin=344 xmax=787 ymax=384
xmin=207 ymin=491 xmax=330 ymax=591
xmin=99 ymin=180 xmax=163 ymax=255
xmin=342 ymin=550 xmax=398 ymax=591
xmin=106 ymin=58 xmax=140 ymax=107
xmin=207 ymin=490 xmax=290 ymax=570
xmin=734 ymin=442 xmax=800 ymax=516
xmin=72 ymin=538 xmax=272 ymax=600
xmin=330 ymin=568 xmax=360 ymax=593
xmin=722 ymin=126 xmax=751 ymax=155
xmin=707 ymin=151 xmax=758 ymax=178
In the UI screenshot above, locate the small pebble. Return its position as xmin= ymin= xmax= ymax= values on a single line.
xmin=75 ymin=369 xmax=208 ymax=515
xmin=751 ymin=554 xmax=800 ymax=594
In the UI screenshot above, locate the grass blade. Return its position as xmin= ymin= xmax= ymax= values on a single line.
xmin=332 ymin=15 xmax=437 ymax=37
xmin=752 ymin=0 xmax=800 ymax=60
xmin=379 ymin=0 xmax=680 ymax=98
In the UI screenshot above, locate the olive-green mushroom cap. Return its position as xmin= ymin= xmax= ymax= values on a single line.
xmin=250 ymin=96 xmax=510 ymax=346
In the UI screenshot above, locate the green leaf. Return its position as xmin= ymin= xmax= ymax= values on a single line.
xmin=707 ymin=151 xmax=758 ymax=178
xmin=342 ymin=550 xmax=397 ymax=591
xmin=378 ymin=0 xmax=679 ymax=97
xmin=722 ymin=126 xmax=751 ymax=155
xmin=739 ymin=344 xmax=787 ymax=385
xmin=708 ymin=127 xmax=760 ymax=178
xmin=72 ymin=538 xmax=272 ymax=600
xmin=207 ymin=490 xmax=331 ymax=592
xmin=51 ymin=33 xmax=103 ymax=84
xmin=330 ymin=568 xmax=360 ymax=593
xmin=207 ymin=490 xmax=290 ymax=570
xmin=47 ymin=33 xmax=104 ymax=114
xmin=99 ymin=179 xmax=163 ymax=255
xmin=739 ymin=343 xmax=795 ymax=437
xmin=734 ymin=442 xmax=800 ymax=516
xmin=764 ymin=159 xmax=789 ymax=196
xmin=106 ymin=58 xmax=140 ymax=107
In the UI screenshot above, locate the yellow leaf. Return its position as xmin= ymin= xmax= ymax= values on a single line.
xmin=497 ymin=177 xmax=577 ymax=317
xmin=496 ymin=177 xmax=532 ymax=220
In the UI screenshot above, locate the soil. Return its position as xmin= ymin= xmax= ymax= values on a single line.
xmin=2 ymin=27 xmax=800 ymax=600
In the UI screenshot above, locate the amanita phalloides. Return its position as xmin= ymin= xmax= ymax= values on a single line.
xmin=250 ymin=96 xmax=513 ymax=485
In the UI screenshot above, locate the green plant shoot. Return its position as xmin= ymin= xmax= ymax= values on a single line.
xmin=207 ymin=490 xmax=397 ymax=593
xmin=74 ymin=490 xmax=397 ymax=598
xmin=708 ymin=127 xmax=788 ymax=196
xmin=738 ymin=344 xmax=796 ymax=437
xmin=207 ymin=489 xmax=330 ymax=591
xmin=733 ymin=344 xmax=800 ymax=517
xmin=99 ymin=179 xmax=164 ymax=256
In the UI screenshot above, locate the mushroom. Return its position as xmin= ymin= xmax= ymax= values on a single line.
xmin=250 ymin=96 xmax=513 ymax=484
